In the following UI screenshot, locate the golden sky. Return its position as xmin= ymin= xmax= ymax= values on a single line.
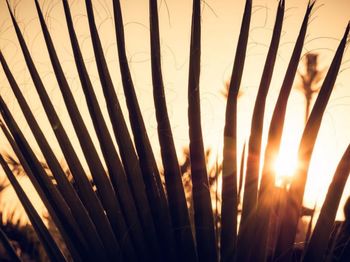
xmin=0 ymin=0 xmax=349 ymax=220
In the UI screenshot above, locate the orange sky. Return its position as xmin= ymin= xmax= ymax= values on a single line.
xmin=0 ymin=0 xmax=349 ymax=220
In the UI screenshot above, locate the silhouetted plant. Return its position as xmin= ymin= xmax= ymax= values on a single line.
xmin=298 ymin=53 xmax=324 ymax=123
xmin=0 ymin=0 xmax=349 ymax=261
xmin=0 ymin=214 xmax=43 ymax=261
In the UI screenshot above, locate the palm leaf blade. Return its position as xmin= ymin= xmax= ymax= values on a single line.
xmin=187 ymin=0 xmax=217 ymax=260
xmin=237 ymin=1 xmax=285 ymax=260
xmin=0 ymin=51 xmax=108 ymax=260
xmin=61 ymin=1 xmax=139 ymax=259
xmin=0 ymin=154 xmax=66 ymax=262
xmin=0 ymin=100 xmax=87 ymax=261
xmin=84 ymin=1 xmax=151 ymax=258
xmin=32 ymin=2 xmax=134 ymax=259
xmin=149 ymin=0 xmax=197 ymax=260
xmin=304 ymin=145 xmax=350 ymax=262
xmin=275 ymin=23 xmax=350 ymax=260
xmin=113 ymin=0 xmax=176 ymax=259
xmin=221 ymin=0 xmax=252 ymax=260
xmin=251 ymin=3 xmax=314 ymax=261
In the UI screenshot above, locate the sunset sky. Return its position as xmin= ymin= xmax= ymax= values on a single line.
xmin=0 ymin=0 xmax=349 ymax=220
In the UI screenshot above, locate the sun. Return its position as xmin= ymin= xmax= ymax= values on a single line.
xmin=273 ymin=149 xmax=299 ymax=188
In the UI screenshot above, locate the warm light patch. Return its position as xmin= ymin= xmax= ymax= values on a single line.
xmin=274 ymin=151 xmax=298 ymax=187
